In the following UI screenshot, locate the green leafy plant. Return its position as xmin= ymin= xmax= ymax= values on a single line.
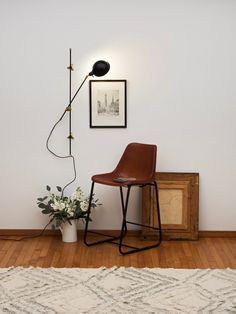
xmin=37 ymin=185 xmax=99 ymax=227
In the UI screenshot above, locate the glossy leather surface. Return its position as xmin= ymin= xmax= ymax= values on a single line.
xmin=92 ymin=142 xmax=157 ymax=186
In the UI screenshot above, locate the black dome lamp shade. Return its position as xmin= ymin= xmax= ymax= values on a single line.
xmin=89 ymin=60 xmax=110 ymax=77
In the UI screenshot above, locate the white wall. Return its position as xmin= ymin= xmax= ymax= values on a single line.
xmin=0 ymin=0 xmax=235 ymax=230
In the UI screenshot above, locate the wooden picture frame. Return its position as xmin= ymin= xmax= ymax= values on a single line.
xmin=89 ymin=80 xmax=127 ymax=128
xmin=142 ymin=172 xmax=199 ymax=240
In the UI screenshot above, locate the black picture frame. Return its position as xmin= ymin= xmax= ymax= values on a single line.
xmin=89 ymin=80 xmax=127 ymax=128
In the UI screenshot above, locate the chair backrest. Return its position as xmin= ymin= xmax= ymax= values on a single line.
xmin=113 ymin=143 xmax=157 ymax=183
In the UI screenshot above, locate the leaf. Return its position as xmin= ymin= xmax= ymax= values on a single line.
xmin=46 ymin=185 xmax=51 ymax=191
xmin=38 ymin=196 xmax=48 ymax=202
xmin=56 ymin=186 xmax=62 ymax=192
xmin=38 ymin=203 xmax=46 ymax=209
xmin=42 ymin=208 xmax=52 ymax=214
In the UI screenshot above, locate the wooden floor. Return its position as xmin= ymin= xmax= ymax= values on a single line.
xmin=0 ymin=235 xmax=235 ymax=268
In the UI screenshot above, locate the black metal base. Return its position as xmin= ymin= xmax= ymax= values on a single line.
xmin=83 ymin=181 xmax=162 ymax=255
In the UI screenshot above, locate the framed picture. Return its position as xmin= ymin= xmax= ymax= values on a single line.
xmin=89 ymin=80 xmax=127 ymax=128
xmin=142 ymin=172 xmax=199 ymax=240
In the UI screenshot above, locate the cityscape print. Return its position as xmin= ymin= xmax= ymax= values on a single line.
xmin=96 ymin=89 xmax=119 ymax=116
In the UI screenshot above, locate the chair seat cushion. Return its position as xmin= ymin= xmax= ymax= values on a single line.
xmin=92 ymin=172 xmax=150 ymax=186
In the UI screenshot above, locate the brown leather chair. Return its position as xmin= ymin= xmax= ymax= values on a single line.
xmin=84 ymin=142 xmax=162 ymax=255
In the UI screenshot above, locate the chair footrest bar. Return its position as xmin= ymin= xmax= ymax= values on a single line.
xmin=97 ymin=238 xmax=162 ymax=251
xmin=85 ymin=237 xmax=121 ymax=246
xmin=126 ymin=221 xmax=161 ymax=230
xmin=84 ymin=177 xmax=162 ymax=255
xmin=108 ymin=241 xmax=141 ymax=250
xmin=119 ymin=241 xmax=162 ymax=255
xmin=84 ymin=231 xmax=121 ymax=247
xmin=86 ymin=230 xmax=119 ymax=239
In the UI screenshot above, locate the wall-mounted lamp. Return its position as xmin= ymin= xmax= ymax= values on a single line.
xmin=46 ymin=49 xmax=110 ymax=193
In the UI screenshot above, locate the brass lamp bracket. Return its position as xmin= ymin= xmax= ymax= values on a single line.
xmin=67 ymin=64 xmax=74 ymax=71
xmin=65 ymin=106 xmax=72 ymax=112
xmin=67 ymin=133 xmax=74 ymax=140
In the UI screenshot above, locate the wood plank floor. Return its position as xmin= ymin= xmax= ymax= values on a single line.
xmin=0 ymin=235 xmax=235 ymax=268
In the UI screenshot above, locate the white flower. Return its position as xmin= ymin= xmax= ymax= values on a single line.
xmin=51 ymin=200 xmax=66 ymax=211
xmin=80 ymin=201 xmax=88 ymax=212
xmin=67 ymin=206 xmax=75 ymax=217
xmin=71 ymin=187 xmax=84 ymax=202
xmin=38 ymin=185 xmax=98 ymax=225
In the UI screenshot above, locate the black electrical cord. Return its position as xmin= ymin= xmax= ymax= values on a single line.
xmin=0 ymin=218 xmax=54 ymax=241
xmin=45 ymin=74 xmax=90 ymax=196
xmin=0 ymin=110 xmax=77 ymax=242
xmin=0 ymin=108 xmax=77 ymax=242
xmin=46 ymin=108 xmax=77 ymax=196
xmin=0 ymin=57 xmax=90 ymax=242
xmin=45 ymin=67 xmax=90 ymax=196
xmin=1 ymin=60 xmax=92 ymax=242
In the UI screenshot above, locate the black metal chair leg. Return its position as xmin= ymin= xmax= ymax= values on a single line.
xmin=154 ymin=181 xmax=162 ymax=242
xmin=118 ymin=186 xmax=131 ymax=254
xmin=118 ymin=183 xmax=162 ymax=255
xmin=84 ymin=181 xmax=162 ymax=255
xmin=119 ymin=186 xmax=128 ymax=236
xmin=83 ymin=181 xmax=94 ymax=243
xmin=83 ymin=182 xmax=121 ymax=246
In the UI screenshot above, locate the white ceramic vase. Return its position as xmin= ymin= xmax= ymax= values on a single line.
xmin=60 ymin=220 xmax=77 ymax=243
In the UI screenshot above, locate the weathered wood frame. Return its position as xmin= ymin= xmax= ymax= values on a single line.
xmin=142 ymin=172 xmax=199 ymax=240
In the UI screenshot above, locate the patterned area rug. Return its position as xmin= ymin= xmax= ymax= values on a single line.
xmin=0 ymin=267 xmax=236 ymax=313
